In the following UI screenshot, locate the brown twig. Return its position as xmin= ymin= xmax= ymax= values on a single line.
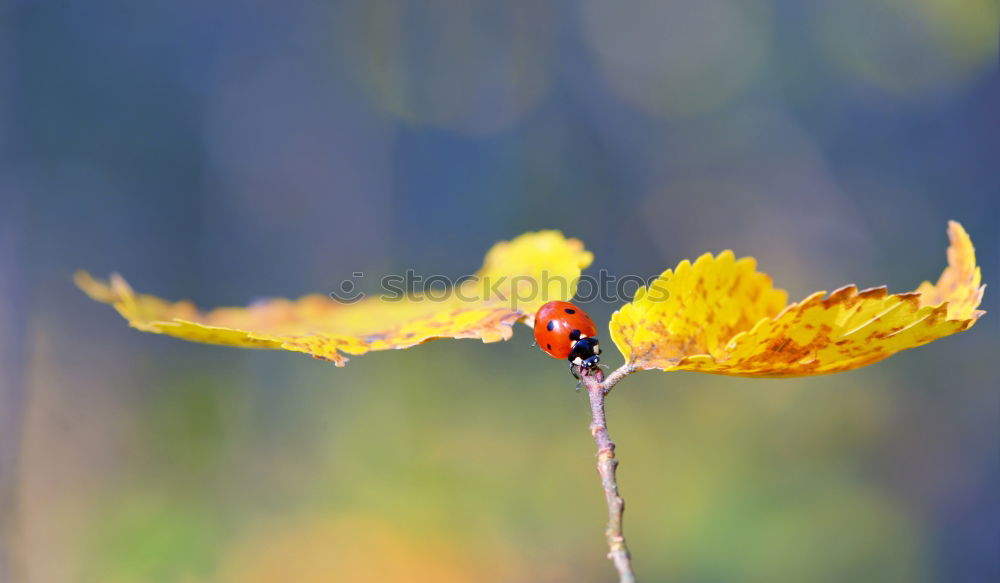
xmin=600 ymin=363 xmax=637 ymax=396
xmin=579 ymin=363 xmax=638 ymax=582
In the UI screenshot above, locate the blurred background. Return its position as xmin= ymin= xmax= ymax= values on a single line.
xmin=1 ymin=1 xmax=998 ymax=581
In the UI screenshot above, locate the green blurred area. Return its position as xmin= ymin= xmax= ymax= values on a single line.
xmin=16 ymin=324 xmax=996 ymax=582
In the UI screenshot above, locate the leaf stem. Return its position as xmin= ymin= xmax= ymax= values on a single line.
xmin=579 ymin=363 xmax=638 ymax=582
xmin=600 ymin=363 xmax=637 ymax=396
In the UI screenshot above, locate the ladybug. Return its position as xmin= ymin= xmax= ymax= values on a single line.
xmin=533 ymin=301 xmax=601 ymax=378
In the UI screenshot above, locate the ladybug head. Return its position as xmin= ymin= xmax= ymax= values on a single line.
xmin=568 ymin=336 xmax=601 ymax=370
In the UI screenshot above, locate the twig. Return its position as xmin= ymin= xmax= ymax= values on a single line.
xmin=600 ymin=363 xmax=636 ymax=396
xmin=579 ymin=363 xmax=638 ymax=582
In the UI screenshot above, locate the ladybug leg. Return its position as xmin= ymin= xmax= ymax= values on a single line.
xmin=572 ymin=365 xmax=585 ymax=391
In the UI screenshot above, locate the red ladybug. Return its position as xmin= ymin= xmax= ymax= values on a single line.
xmin=533 ymin=301 xmax=601 ymax=377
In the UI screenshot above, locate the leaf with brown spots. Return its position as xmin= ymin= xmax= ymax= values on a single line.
xmin=610 ymin=221 xmax=985 ymax=377
xmin=77 ymin=231 xmax=593 ymax=366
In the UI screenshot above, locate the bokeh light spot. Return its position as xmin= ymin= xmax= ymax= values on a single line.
xmin=341 ymin=0 xmax=556 ymax=135
xmin=816 ymin=0 xmax=998 ymax=100
xmin=580 ymin=0 xmax=770 ymax=117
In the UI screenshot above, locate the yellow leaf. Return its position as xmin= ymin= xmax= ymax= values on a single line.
xmin=77 ymin=231 xmax=593 ymax=366
xmin=610 ymin=221 xmax=985 ymax=377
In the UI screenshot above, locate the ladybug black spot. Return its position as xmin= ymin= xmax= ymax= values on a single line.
xmin=546 ymin=320 xmax=555 ymax=331
xmin=564 ymin=308 xmax=576 ymax=314
xmin=546 ymin=343 xmax=552 ymax=350
xmin=569 ymin=329 xmax=581 ymax=341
